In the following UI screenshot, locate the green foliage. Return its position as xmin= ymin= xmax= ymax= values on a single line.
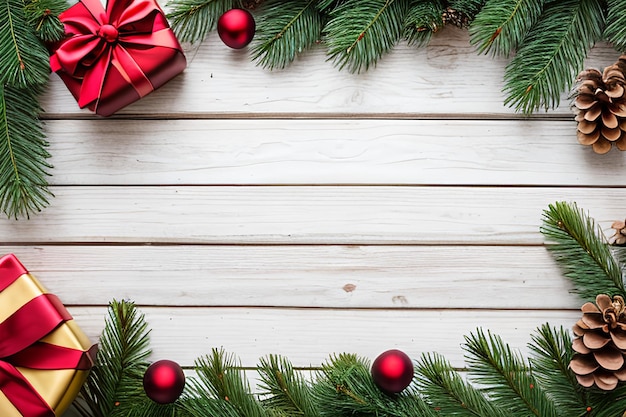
xmin=415 ymin=352 xmax=510 ymax=417
xmin=324 ymin=0 xmax=410 ymax=73
xmin=252 ymin=0 xmax=323 ymax=70
xmin=0 ymin=84 xmax=52 ymax=220
xmin=258 ymin=355 xmax=319 ymax=417
xmin=0 ymin=0 xmax=50 ymax=87
xmin=184 ymin=349 xmax=266 ymax=417
xmin=23 ymin=0 xmax=69 ymax=42
xmin=604 ymin=0 xmax=626 ymax=52
xmin=464 ymin=329 xmax=558 ymax=417
xmin=469 ymin=0 xmax=545 ymax=56
xmin=167 ymin=0 xmax=241 ymax=44
xmin=74 ymin=300 xmax=152 ymax=417
xmin=449 ymin=0 xmax=487 ymax=20
xmin=503 ymin=0 xmax=604 ymax=114
xmin=541 ymin=201 xmax=625 ymax=302
xmin=403 ymin=0 xmax=445 ymax=47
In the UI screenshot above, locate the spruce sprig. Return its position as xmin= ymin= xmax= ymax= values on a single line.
xmin=251 ymin=0 xmax=323 ymax=70
xmin=403 ymin=0 xmax=445 ymax=47
xmin=324 ymin=0 xmax=410 ymax=73
xmin=73 ymin=300 xmax=152 ymax=417
xmin=541 ymin=201 xmax=625 ymax=301
xmin=23 ymin=0 xmax=69 ymax=42
xmin=167 ymin=0 xmax=241 ymax=44
xmin=464 ymin=329 xmax=558 ymax=417
xmin=0 ymin=85 xmax=52 ymax=220
xmin=414 ymin=351 xmax=510 ymax=417
xmin=449 ymin=0 xmax=488 ymax=20
xmin=469 ymin=0 xmax=545 ymax=56
xmin=604 ymin=0 xmax=626 ymax=52
xmin=258 ymin=355 xmax=319 ymax=417
xmin=502 ymin=0 xmax=604 ymax=114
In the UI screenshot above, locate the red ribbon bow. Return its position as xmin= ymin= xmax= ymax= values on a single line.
xmin=50 ymin=0 xmax=183 ymax=113
xmin=0 ymin=255 xmax=96 ymax=417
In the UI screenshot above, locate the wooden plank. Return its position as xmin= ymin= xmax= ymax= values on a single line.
xmin=44 ymin=119 xmax=626 ymax=186
xmin=69 ymin=306 xmax=580 ymax=368
xmin=40 ymin=29 xmax=618 ymax=118
xmin=1 ymin=245 xmax=580 ymax=309
xmin=2 ymin=186 xmax=623 ymax=244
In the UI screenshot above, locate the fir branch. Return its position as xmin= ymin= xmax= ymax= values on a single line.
xmin=258 ymin=355 xmax=319 ymax=417
xmin=251 ymin=0 xmax=323 ymax=70
xmin=23 ymin=0 xmax=69 ymax=43
xmin=403 ymin=0 xmax=445 ymax=47
xmin=448 ymin=0 xmax=488 ymax=21
xmin=414 ymin=352 xmax=510 ymax=417
xmin=167 ymin=0 xmax=240 ymax=44
xmin=502 ymin=0 xmax=604 ymax=114
xmin=469 ymin=0 xmax=545 ymax=56
xmin=604 ymin=0 xmax=626 ymax=52
xmin=0 ymin=84 xmax=52 ymax=220
xmin=76 ymin=300 xmax=152 ymax=417
xmin=0 ymin=0 xmax=50 ymax=87
xmin=528 ymin=324 xmax=589 ymax=415
xmin=324 ymin=0 xmax=410 ymax=73
xmin=184 ymin=349 xmax=266 ymax=417
xmin=463 ymin=329 xmax=558 ymax=417
xmin=541 ymin=201 xmax=625 ymax=301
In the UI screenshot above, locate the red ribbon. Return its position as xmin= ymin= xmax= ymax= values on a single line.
xmin=0 ymin=255 xmax=95 ymax=417
xmin=50 ymin=0 xmax=183 ymax=113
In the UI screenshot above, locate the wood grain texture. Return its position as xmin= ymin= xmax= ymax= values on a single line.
xmin=40 ymin=28 xmax=618 ymax=118
xmin=44 ymin=119 xmax=626 ymax=186
xmin=68 ymin=306 xmax=580 ymax=368
xmin=1 ymin=245 xmax=580 ymax=309
xmin=2 ymin=186 xmax=623 ymax=244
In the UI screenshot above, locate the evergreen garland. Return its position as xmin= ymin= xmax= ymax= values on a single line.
xmin=70 ymin=201 xmax=626 ymax=417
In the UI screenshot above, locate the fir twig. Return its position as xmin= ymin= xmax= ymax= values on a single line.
xmin=502 ymin=0 xmax=604 ymax=114
xmin=167 ymin=0 xmax=240 ymax=44
xmin=0 ymin=84 xmax=52 ymax=220
xmin=252 ymin=0 xmax=323 ymax=70
xmin=414 ymin=351 xmax=510 ymax=417
xmin=23 ymin=0 xmax=69 ymax=43
xmin=604 ymin=0 xmax=626 ymax=52
xmin=258 ymin=355 xmax=319 ymax=417
xmin=75 ymin=300 xmax=152 ymax=417
xmin=469 ymin=0 xmax=545 ymax=56
xmin=403 ymin=0 xmax=445 ymax=47
xmin=463 ymin=329 xmax=558 ymax=417
xmin=448 ymin=0 xmax=487 ymax=21
xmin=541 ymin=201 xmax=625 ymax=301
xmin=324 ymin=0 xmax=410 ymax=73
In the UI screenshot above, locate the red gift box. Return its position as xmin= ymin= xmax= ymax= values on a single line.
xmin=50 ymin=0 xmax=187 ymax=116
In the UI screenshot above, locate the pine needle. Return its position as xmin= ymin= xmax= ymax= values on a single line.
xmin=541 ymin=201 xmax=625 ymax=302
xmin=252 ymin=0 xmax=322 ymax=70
xmin=448 ymin=0 xmax=487 ymax=20
xmin=403 ymin=0 xmax=445 ymax=47
xmin=0 ymin=84 xmax=52 ymax=220
xmin=0 ymin=0 xmax=50 ymax=87
xmin=604 ymin=0 xmax=626 ymax=52
xmin=23 ymin=0 xmax=69 ymax=43
xmin=167 ymin=0 xmax=240 ymax=44
xmin=324 ymin=0 xmax=410 ymax=73
xmin=502 ymin=0 xmax=604 ymax=114
xmin=469 ymin=0 xmax=545 ymax=56
xmin=463 ymin=329 xmax=558 ymax=417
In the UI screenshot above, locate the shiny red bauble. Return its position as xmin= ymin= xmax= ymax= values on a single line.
xmin=371 ymin=349 xmax=414 ymax=394
xmin=143 ymin=360 xmax=185 ymax=404
xmin=217 ymin=9 xmax=255 ymax=49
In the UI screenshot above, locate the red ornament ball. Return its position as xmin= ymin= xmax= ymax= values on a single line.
xmin=371 ymin=349 xmax=414 ymax=394
xmin=217 ymin=9 xmax=255 ymax=49
xmin=143 ymin=360 xmax=185 ymax=404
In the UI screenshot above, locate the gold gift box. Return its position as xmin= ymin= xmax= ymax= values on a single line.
xmin=0 ymin=256 xmax=94 ymax=417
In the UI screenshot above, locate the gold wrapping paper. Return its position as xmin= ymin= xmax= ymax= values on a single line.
xmin=0 ymin=272 xmax=93 ymax=417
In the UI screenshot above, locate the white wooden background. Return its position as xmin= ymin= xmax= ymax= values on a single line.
xmin=3 ymin=25 xmax=626 ymax=405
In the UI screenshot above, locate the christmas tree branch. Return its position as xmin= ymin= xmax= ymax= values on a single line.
xmin=604 ymin=0 xmax=626 ymax=52
xmin=167 ymin=0 xmax=241 ymax=44
xmin=541 ymin=201 xmax=625 ymax=301
xmin=402 ymin=0 xmax=445 ymax=47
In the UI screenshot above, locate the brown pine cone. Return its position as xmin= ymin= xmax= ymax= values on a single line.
xmin=570 ymin=294 xmax=626 ymax=390
xmin=574 ymin=58 xmax=626 ymax=154
xmin=609 ymin=220 xmax=626 ymax=246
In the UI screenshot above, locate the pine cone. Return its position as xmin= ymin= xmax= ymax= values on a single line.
xmin=609 ymin=220 xmax=626 ymax=245
xmin=570 ymin=294 xmax=626 ymax=390
xmin=442 ymin=7 xmax=470 ymax=29
xmin=574 ymin=57 xmax=626 ymax=154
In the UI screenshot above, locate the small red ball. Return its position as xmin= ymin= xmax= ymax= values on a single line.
xmin=371 ymin=349 xmax=414 ymax=394
xmin=217 ymin=9 xmax=255 ymax=49
xmin=143 ymin=360 xmax=185 ymax=404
